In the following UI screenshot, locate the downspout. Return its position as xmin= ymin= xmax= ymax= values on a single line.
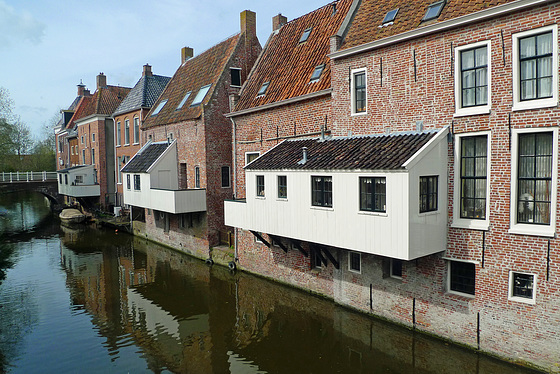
xmin=230 ymin=117 xmax=239 ymax=262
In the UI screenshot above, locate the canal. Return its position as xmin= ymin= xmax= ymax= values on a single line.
xmin=0 ymin=191 xmax=543 ymax=373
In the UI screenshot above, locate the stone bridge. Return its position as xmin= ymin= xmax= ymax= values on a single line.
xmin=0 ymin=171 xmax=63 ymax=209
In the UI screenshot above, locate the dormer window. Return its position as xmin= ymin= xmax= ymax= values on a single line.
xmin=176 ymin=91 xmax=191 ymax=110
xmin=423 ymin=1 xmax=445 ymax=22
xmin=382 ymin=8 xmax=399 ymax=25
xmin=257 ymin=81 xmax=270 ymax=96
xmin=310 ymin=64 xmax=325 ymax=82
xmin=151 ymin=99 xmax=167 ymax=116
xmin=191 ymin=84 xmax=211 ymax=106
xmin=299 ymin=28 xmax=312 ymax=43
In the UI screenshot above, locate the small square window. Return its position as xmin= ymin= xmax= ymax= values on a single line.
xmin=449 ymin=261 xmax=475 ymax=296
xmin=299 ymin=28 xmax=312 ymax=43
xmin=256 ymin=175 xmax=265 ymax=197
xmin=312 ymin=176 xmax=332 ymax=207
xmin=277 ymin=175 xmax=287 ymax=199
xmin=390 ymin=259 xmax=403 ymax=279
xmin=419 ymin=176 xmax=438 ymax=213
xmin=423 ymin=1 xmax=446 ymax=22
xmin=509 ymin=271 xmax=536 ymax=304
xmin=382 ymin=8 xmax=399 ymax=24
xmin=349 ymin=252 xmax=361 ymax=273
xmin=257 ymin=82 xmax=270 ymax=96
xmin=310 ymin=65 xmax=325 ymax=82
xmin=191 ymin=84 xmax=211 ymax=106
xmin=360 ymin=177 xmax=386 ymax=212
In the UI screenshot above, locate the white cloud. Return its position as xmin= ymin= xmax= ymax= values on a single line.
xmin=0 ymin=1 xmax=45 ymax=48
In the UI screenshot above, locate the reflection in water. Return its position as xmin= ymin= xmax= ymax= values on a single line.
xmin=0 ymin=192 xmax=544 ymax=373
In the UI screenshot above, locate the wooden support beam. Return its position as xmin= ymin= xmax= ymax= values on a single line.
xmin=310 ymin=244 xmax=328 ymax=267
xmin=288 ymin=238 xmax=308 ymax=257
xmin=269 ymin=234 xmax=288 ymax=253
xmin=321 ymin=247 xmax=339 ymax=269
xmin=250 ymin=231 xmax=271 ymax=248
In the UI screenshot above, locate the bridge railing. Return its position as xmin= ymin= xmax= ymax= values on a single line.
xmin=1 ymin=171 xmax=58 ymax=183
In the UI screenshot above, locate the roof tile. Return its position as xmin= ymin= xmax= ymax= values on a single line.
xmin=121 ymin=142 xmax=171 ymax=173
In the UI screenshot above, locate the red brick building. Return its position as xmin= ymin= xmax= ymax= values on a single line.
xmin=124 ymin=10 xmax=261 ymax=259
xmin=226 ymin=0 xmax=560 ymax=371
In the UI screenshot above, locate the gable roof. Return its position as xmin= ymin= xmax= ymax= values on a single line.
xmin=121 ymin=141 xmax=171 ymax=173
xmin=113 ymin=74 xmax=171 ymax=117
xmin=78 ymin=85 xmax=131 ymax=121
xmin=340 ymin=0 xmax=518 ymax=51
xmin=143 ymin=34 xmax=241 ymax=129
xmin=233 ymin=0 xmax=353 ymax=113
xmin=66 ymin=95 xmax=93 ymax=129
xmin=245 ymin=130 xmax=439 ymax=171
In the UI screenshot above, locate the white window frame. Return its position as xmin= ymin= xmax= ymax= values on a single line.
xmin=508 ymin=270 xmax=537 ymax=305
xmin=124 ymin=119 xmax=130 ymax=145
xmin=512 ymin=25 xmax=558 ymax=111
xmin=446 ymin=258 xmax=477 ymax=298
xmin=116 ymin=121 xmax=121 ymax=146
xmin=92 ymin=133 xmax=96 ymax=142
xmin=509 ymin=127 xmax=558 ymax=237
xmin=133 ymin=117 xmax=140 ymax=144
xmin=348 ymin=252 xmax=361 ymax=274
xmin=351 ymin=68 xmax=367 ymax=116
xmin=454 ymin=40 xmax=491 ymax=117
xmin=452 ymin=131 xmax=491 ymax=230
xmin=245 ymin=151 xmax=260 ymax=166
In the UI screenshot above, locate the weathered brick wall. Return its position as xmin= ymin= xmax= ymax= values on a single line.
xmin=114 ymin=110 xmax=142 ymax=204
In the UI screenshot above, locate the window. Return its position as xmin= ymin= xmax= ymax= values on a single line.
xmin=313 ymin=249 xmax=322 ymax=269
xmin=124 ymin=119 xmax=130 ymax=145
xmin=221 ymin=166 xmax=230 ymax=188
xmin=82 ymin=149 xmax=86 ymax=164
xmin=256 ymin=175 xmax=265 ymax=197
xmin=516 ymin=132 xmax=553 ymax=225
xmin=133 ymin=174 xmax=140 ymax=191
xmin=299 ymin=28 xmax=312 ymax=43
xmin=382 ymin=8 xmax=399 ymax=25
xmin=460 ymin=135 xmax=487 ymax=219
xmin=176 ymin=91 xmax=191 ymax=110
xmin=151 ymin=99 xmax=167 ymax=116
xmin=310 ymin=65 xmax=325 ymax=82
xmin=449 ymin=261 xmax=475 ymax=296
xmin=277 ymin=175 xmax=287 ymax=199
xmin=246 ymin=152 xmax=260 ymax=165
xmin=312 ymin=176 xmax=332 ymax=208
xmin=116 ymin=121 xmax=121 ymax=146
xmin=390 ymin=259 xmax=403 ymax=279
xmin=359 ymin=177 xmax=386 ymax=213
xmin=126 ymin=174 xmax=131 ymax=190
xmin=455 ymin=41 xmax=490 ymax=116
xmin=65 ymin=174 xmax=68 ymax=185
xmin=230 ymin=68 xmax=241 ymax=87
xmin=191 ymin=84 xmax=211 ymax=106
xmin=133 ymin=117 xmax=139 ymax=144
xmin=92 ymin=133 xmax=95 ymax=142
xmin=351 ymin=69 xmax=366 ymax=114
xmin=257 ymin=82 xmax=269 ymax=96
xmin=509 ymin=271 xmax=536 ymax=304
xmin=513 ymin=25 xmax=558 ymax=111
xmin=58 ymin=174 xmax=62 ymax=184
xmin=195 ymin=166 xmax=200 ymax=188
xmin=75 ymin=175 xmax=83 ymax=184
xmin=91 ymin=149 xmax=95 ymax=165
xmin=422 ymin=1 xmax=446 ymax=22
xmin=419 ymin=176 xmax=438 ymax=213
xmin=349 ymin=252 xmax=361 ymax=273
xmin=117 ymin=157 xmax=122 ymax=184
xmin=81 ymin=135 xmax=84 ymax=144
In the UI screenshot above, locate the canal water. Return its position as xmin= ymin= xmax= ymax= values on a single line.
xmin=0 ymin=191 xmax=543 ymax=374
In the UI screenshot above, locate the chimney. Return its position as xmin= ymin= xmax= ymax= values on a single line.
xmin=181 ymin=47 xmax=194 ymax=64
xmin=240 ymin=10 xmax=257 ymax=37
xmin=272 ymin=13 xmax=287 ymax=32
xmin=142 ymin=64 xmax=153 ymax=77
xmin=96 ymin=73 xmax=107 ymax=89
xmin=77 ymin=80 xmax=86 ymax=96
xmin=298 ymin=147 xmax=308 ymax=165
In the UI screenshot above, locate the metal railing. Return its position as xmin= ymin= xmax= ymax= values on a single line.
xmin=0 ymin=171 xmax=58 ymax=183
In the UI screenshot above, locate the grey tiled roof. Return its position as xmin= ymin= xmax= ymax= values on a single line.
xmin=113 ymin=74 xmax=171 ymax=117
xmin=121 ymin=142 xmax=170 ymax=173
xmin=245 ymin=130 xmax=439 ymax=171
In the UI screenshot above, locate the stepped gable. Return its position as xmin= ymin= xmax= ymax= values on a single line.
xmin=245 ymin=130 xmax=437 ymax=171
xmin=121 ymin=142 xmax=171 ymax=173
xmin=113 ymin=74 xmax=171 ymax=117
xmin=234 ymin=0 xmax=353 ymax=112
xmin=143 ymin=34 xmax=241 ymax=129
xmin=341 ymin=0 xmax=517 ymax=51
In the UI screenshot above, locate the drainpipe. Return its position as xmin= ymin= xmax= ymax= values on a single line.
xmin=230 ymin=117 xmax=239 ymax=262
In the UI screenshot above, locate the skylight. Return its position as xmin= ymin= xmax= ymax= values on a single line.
xmin=176 ymin=91 xmax=192 ymax=110
xmin=310 ymin=65 xmax=325 ymax=82
xmin=423 ymin=1 xmax=446 ymax=22
xmin=190 ymin=84 xmax=211 ymax=106
xmin=151 ymin=99 xmax=168 ymax=116
xmin=382 ymin=8 xmax=399 ymax=24
xmin=299 ymin=28 xmax=312 ymax=43
xmin=257 ymin=81 xmax=270 ymax=96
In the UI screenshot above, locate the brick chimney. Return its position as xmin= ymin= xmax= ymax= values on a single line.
xmin=96 ymin=73 xmax=107 ymax=89
xmin=143 ymin=64 xmax=153 ymax=77
xmin=77 ymin=80 xmax=86 ymax=96
xmin=273 ymin=13 xmax=287 ymax=32
xmin=241 ymin=10 xmax=256 ymax=37
xmin=181 ymin=47 xmax=194 ymax=64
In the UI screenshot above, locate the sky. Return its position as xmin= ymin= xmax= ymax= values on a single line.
xmin=0 ymin=0 xmax=332 ymax=139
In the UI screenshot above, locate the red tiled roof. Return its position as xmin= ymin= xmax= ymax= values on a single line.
xmin=341 ymin=0 xmax=517 ymax=51
xmin=78 ymin=85 xmax=131 ymax=120
xmin=233 ymin=0 xmax=353 ymax=112
xmin=246 ymin=130 xmax=438 ymax=171
xmin=67 ymin=96 xmax=92 ymax=128
xmin=143 ymin=34 xmax=241 ymax=129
